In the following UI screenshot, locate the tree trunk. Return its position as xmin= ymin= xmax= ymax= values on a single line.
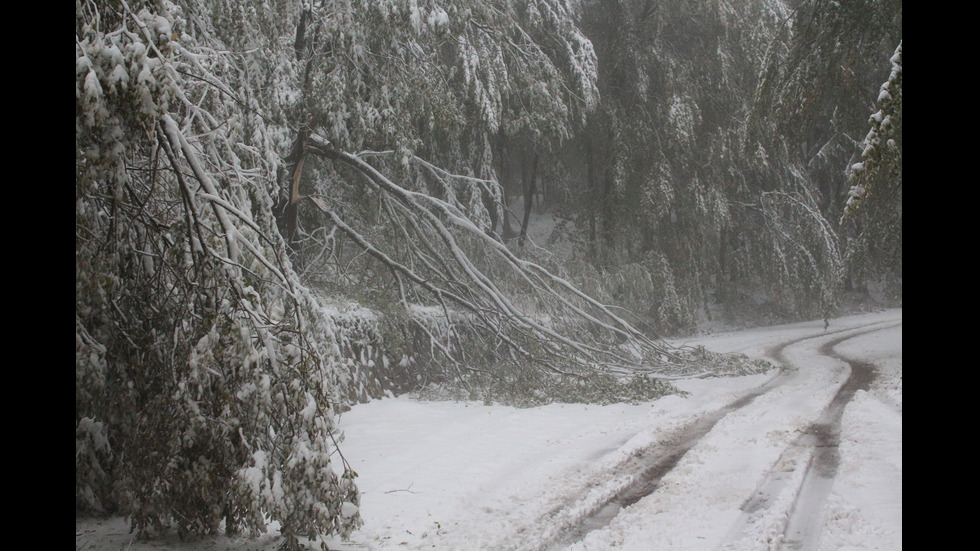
xmin=587 ymin=140 xmax=597 ymax=262
xmin=519 ymin=152 xmax=539 ymax=247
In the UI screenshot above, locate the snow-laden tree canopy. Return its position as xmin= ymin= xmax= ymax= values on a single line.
xmin=561 ymin=0 xmax=847 ymax=328
xmin=842 ymin=41 xmax=902 ymax=222
xmin=76 ymin=0 xmax=366 ymax=543
xmin=77 ymin=0 xmax=901 ymax=545
xmin=76 ymin=1 xmax=707 ymax=546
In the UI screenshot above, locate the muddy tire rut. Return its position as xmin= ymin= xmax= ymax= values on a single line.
xmin=527 ymin=320 xmax=899 ymax=551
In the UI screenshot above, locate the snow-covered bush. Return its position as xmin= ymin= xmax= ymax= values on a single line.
xmin=76 ymin=1 xmax=363 ymax=545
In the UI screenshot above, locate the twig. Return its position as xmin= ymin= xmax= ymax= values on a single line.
xmin=384 ymin=483 xmax=419 ymax=494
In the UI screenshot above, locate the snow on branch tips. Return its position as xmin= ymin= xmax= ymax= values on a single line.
xmin=841 ymin=41 xmax=902 ymax=223
xmin=76 ymin=1 xmax=367 ymax=544
xmin=294 ymin=137 xmax=711 ymax=396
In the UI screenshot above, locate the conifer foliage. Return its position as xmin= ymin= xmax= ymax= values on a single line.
xmin=76 ymin=0 xmax=362 ymax=545
xmin=76 ymin=0 xmax=683 ymax=545
xmin=76 ymin=0 xmax=902 ymax=546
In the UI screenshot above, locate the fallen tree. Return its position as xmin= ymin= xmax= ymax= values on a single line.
xmin=75 ymin=1 xmax=754 ymax=547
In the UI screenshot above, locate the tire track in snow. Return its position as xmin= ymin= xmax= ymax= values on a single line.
xmin=522 ymin=318 xmax=897 ymax=551
xmin=775 ymin=329 xmax=892 ymax=550
xmin=540 ymin=369 xmax=791 ymax=551
xmin=717 ymin=320 xmax=901 ymax=551
xmin=519 ymin=320 xmax=891 ymax=551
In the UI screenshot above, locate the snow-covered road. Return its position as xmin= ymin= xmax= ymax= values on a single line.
xmin=75 ymin=310 xmax=901 ymax=551
xmin=321 ymin=309 xmax=901 ymax=551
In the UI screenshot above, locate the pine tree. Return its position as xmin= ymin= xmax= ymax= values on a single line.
xmin=76 ymin=1 xmax=363 ymax=545
xmin=76 ymin=2 xmax=704 ymax=546
xmin=839 ymin=41 xmax=902 ymax=300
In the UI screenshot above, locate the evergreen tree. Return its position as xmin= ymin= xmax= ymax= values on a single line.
xmin=840 ymin=41 xmax=902 ymax=300
xmin=750 ymin=0 xmax=902 ymax=301
xmin=76 ymin=1 xmax=700 ymax=546
xmin=560 ymin=0 xmax=841 ymax=331
xmin=77 ymin=1 xmax=363 ymax=545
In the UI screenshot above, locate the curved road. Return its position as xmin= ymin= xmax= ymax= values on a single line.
xmin=76 ymin=311 xmax=901 ymax=551
xmin=485 ymin=311 xmax=902 ymax=551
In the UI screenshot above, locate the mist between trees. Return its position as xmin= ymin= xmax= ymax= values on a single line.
xmin=75 ymin=0 xmax=901 ymax=547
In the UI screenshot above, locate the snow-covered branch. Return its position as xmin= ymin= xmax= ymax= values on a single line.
xmin=298 ymin=140 xmax=694 ymax=382
xmin=841 ymin=41 xmax=902 ymax=223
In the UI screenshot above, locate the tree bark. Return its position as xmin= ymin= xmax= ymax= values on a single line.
xmin=283 ymin=129 xmax=309 ymax=253
xmin=519 ymin=151 xmax=539 ymax=247
xmin=587 ymin=140 xmax=597 ymax=262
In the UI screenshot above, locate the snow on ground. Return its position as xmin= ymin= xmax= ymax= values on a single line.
xmin=76 ymin=309 xmax=901 ymax=551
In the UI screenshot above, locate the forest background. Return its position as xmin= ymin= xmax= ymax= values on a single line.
xmin=75 ymin=0 xmax=901 ymax=549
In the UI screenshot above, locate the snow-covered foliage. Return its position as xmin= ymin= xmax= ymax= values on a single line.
xmin=747 ymin=0 xmax=901 ymax=300
xmin=294 ymin=145 xmax=708 ymax=402
xmin=256 ymin=0 xmax=708 ymax=404
xmin=76 ymin=1 xmax=363 ymax=545
xmin=544 ymin=0 xmax=901 ymax=330
xmin=559 ymin=0 xmax=835 ymax=330
xmin=842 ymin=42 xmax=902 ymax=221
xmin=76 ymin=0 xmax=902 ymax=545
xmin=838 ymin=41 xmax=903 ymax=302
xmin=75 ymin=0 xmax=672 ymax=544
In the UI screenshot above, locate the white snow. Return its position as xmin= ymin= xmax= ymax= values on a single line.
xmin=75 ymin=309 xmax=901 ymax=551
xmin=427 ymin=7 xmax=449 ymax=29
